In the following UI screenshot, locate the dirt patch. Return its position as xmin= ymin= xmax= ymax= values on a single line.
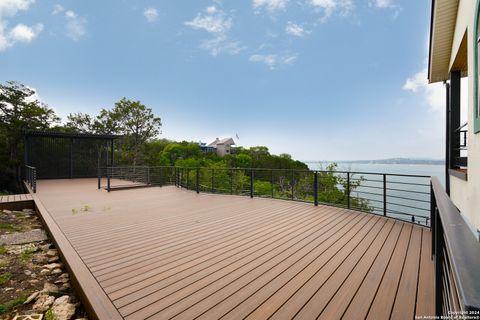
xmin=0 ymin=208 xmax=88 ymax=320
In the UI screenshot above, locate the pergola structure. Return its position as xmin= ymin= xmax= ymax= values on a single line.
xmin=24 ymin=130 xmax=120 ymax=179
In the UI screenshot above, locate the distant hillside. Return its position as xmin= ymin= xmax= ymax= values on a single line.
xmin=348 ymin=158 xmax=444 ymax=165
xmin=305 ymin=158 xmax=445 ymax=165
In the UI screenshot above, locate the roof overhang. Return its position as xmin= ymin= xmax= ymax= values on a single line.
xmin=23 ymin=130 xmax=121 ymax=140
xmin=428 ymin=0 xmax=460 ymax=83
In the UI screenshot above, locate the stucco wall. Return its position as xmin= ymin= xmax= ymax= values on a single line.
xmin=449 ymin=0 xmax=480 ymax=230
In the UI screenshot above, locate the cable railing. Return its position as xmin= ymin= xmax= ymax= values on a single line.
xmin=454 ymin=122 xmax=468 ymax=168
xmin=24 ymin=165 xmax=37 ymax=193
xmin=431 ymin=176 xmax=480 ymax=315
xmin=98 ymin=166 xmax=431 ymax=226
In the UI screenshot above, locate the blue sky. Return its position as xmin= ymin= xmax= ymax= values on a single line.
xmin=0 ymin=0 xmax=447 ymax=160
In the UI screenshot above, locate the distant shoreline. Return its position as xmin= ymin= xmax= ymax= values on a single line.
xmin=303 ymin=158 xmax=445 ymax=165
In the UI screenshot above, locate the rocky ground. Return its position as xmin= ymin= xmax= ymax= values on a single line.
xmin=0 ymin=208 xmax=88 ymax=320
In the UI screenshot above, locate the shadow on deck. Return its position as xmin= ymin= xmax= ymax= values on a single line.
xmin=30 ymin=178 xmax=434 ymax=320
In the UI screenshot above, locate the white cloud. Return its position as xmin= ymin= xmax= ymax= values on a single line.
xmin=285 ymin=22 xmax=310 ymax=37
xmin=0 ymin=0 xmax=43 ymax=52
xmin=249 ymin=53 xmax=297 ymax=69
xmin=369 ymin=0 xmax=401 ymax=18
xmin=0 ymin=0 xmax=34 ymax=18
xmin=201 ymin=37 xmax=245 ymax=56
xmin=403 ymin=68 xmax=444 ymax=113
xmin=64 ymin=10 xmax=86 ymax=40
xmin=9 ymin=23 xmax=42 ymax=42
xmin=369 ymin=0 xmax=395 ymax=9
xmin=309 ymin=0 xmax=353 ymax=21
xmin=185 ymin=7 xmax=232 ymax=34
xmin=0 ymin=21 xmax=43 ymax=51
xmin=185 ymin=5 xmax=244 ymax=56
xmin=206 ymin=6 xmax=218 ymax=14
xmin=52 ymin=4 xmax=64 ymax=15
xmin=144 ymin=8 xmax=158 ymax=23
xmin=253 ymin=0 xmax=288 ymax=12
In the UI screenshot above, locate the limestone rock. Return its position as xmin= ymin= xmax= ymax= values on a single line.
xmin=40 ymin=269 xmax=50 ymax=275
xmin=51 ymin=268 xmax=63 ymax=275
xmin=42 ymin=262 xmax=63 ymax=270
xmin=51 ymin=295 xmax=76 ymax=320
xmin=23 ymin=291 xmax=40 ymax=304
xmin=13 ymin=314 xmax=43 ymax=320
xmin=48 ymin=256 xmax=60 ymax=263
xmin=43 ymin=282 xmax=59 ymax=294
xmin=46 ymin=249 xmax=58 ymax=257
xmin=32 ymin=294 xmax=55 ymax=312
xmin=59 ymin=283 xmax=71 ymax=291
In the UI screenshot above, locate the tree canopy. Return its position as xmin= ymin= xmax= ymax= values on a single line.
xmin=0 ymin=81 xmax=370 ymax=215
xmin=0 ymin=81 xmax=60 ymax=192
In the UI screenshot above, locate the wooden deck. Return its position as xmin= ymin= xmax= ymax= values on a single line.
xmin=31 ymin=179 xmax=434 ymax=320
xmin=0 ymin=193 xmax=34 ymax=210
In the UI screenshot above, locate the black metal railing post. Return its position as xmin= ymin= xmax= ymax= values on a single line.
xmin=159 ymin=167 xmax=163 ymax=186
xmin=291 ymin=170 xmax=294 ymax=200
xmin=211 ymin=168 xmax=215 ymax=193
xmin=383 ymin=174 xmax=387 ymax=216
xmin=107 ymin=166 xmax=111 ymax=192
xmin=196 ymin=168 xmax=200 ymax=194
xmin=271 ymin=170 xmax=274 ymax=198
xmin=314 ymin=171 xmax=318 ymax=206
xmin=230 ymin=169 xmax=233 ymax=194
xmin=430 ymin=181 xmax=436 ymax=257
xmin=186 ymin=168 xmax=190 ymax=189
xmin=180 ymin=168 xmax=184 ymax=187
xmin=32 ymin=167 xmax=36 ymax=193
xmin=346 ymin=172 xmax=350 ymax=209
xmin=250 ymin=169 xmax=254 ymax=198
xmin=147 ymin=166 xmax=150 ymax=185
xmin=97 ymin=166 xmax=101 ymax=190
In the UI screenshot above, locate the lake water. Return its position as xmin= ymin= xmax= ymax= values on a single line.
xmin=304 ymin=162 xmax=445 ymax=225
xmin=305 ymin=162 xmax=445 ymax=186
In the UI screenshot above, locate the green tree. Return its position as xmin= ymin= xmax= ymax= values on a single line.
xmin=111 ymin=98 xmax=162 ymax=166
xmin=0 ymin=81 xmax=60 ymax=192
xmin=317 ymin=163 xmax=372 ymax=211
xmin=234 ymin=153 xmax=252 ymax=168
xmin=66 ymin=109 xmax=119 ymax=135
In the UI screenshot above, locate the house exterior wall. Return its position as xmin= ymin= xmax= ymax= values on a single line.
xmin=216 ymin=144 xmax=231 ymax=157
xmin=448 ymin=0 xmax=480 ymax=230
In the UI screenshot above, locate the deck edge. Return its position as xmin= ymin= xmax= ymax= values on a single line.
xmin=24 ymin=182 xmax=123 ymax=320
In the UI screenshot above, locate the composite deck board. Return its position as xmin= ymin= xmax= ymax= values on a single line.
xmin=32 ymin=179 xmax=434 ymax=320
xmin=0 ymin=193 xmax=32 ymax=204
xmin=119 ymin=210 xmax=366 ymax=318
xmin=88 ymin=203 xmax=312 ymax=271
xmin=103 ymin=206 xmax=336 ymax=294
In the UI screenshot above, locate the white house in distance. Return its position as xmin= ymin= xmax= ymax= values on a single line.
xmin=429 ymin=0 xmax=480 ymax=235
xmin=200 ymin=137 xmax=236 ymax=156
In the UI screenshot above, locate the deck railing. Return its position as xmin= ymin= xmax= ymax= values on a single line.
xmin=430 ymin=176 xmax=480 ymax=316
xmin=454 ymin=122 xmax=468 ymax=168
xmin=98 ymin=166 xmax=431 ymax=226
xmin=24 ymin=165 xmax=37 ymax=193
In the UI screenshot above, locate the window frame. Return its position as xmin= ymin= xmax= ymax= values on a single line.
xmin=474 ymin=0 xmax=480 ymax=133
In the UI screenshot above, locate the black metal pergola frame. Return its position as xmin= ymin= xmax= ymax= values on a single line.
xmin=24 ymin=130 xmax=120 ymax=179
